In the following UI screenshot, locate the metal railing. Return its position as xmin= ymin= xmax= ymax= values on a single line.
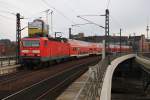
xmin=0 ymin=56 xmax=17 ymax=67
xmin=137 ymin=52 xmax=150 ymax=58
xmin=74 ymin=53 xmax=127 ymax=100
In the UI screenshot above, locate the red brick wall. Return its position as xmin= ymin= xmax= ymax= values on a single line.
xmin=0 ymin=44 xmax=5 ymax=56
xmin=139 ymin=35 xmax=150 ymax=52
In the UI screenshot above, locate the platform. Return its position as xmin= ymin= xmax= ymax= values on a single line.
xmin=56 ymin=70 xmax=89 ymax=100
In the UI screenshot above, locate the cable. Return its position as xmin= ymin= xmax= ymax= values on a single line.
xmin=42 ymin=0 xmax=76 ymax=24
xmin=0 ymin=1 xmax=28 ymax=16
xmin=77 ymin=16 xmax=105 ymax=29
xmin=0 ymin=1 xmax=17 ymax=12
xmin=106 ymin=0 xmax=111 ymax=9
xmin=110 ymin=15 xmax=123 ymax=28
xmin=77 ymin=15 xmax=102 ymax=17
xmin=26 ymin=9 xmax=52 ymax=19
xmin=0 ymin=10 xmax=16 ymax=16
xmin=72 ymin=23 xmax=93 ymax=27
xmin=0 ymin=14 xmax=15 ymax=21
xmin=147 ymin=17 xmax=149 ymax=26
xmin=62 ymin=0 xmax=78 ymax=15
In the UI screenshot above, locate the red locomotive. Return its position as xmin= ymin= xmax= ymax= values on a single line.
xmin=20 ymin=37 xmax=102 ymax=66
xmin=20 ymin=19 xmax=131 ymax=67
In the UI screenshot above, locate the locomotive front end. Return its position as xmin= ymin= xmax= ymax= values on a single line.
xmin=20 ymin=38 xmax=41 ymax=65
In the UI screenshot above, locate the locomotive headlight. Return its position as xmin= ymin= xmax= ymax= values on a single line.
xmin=22 ymin=50 xmax=29 ymax=53
xmin=32 ymin=50 xmax=40 ymax=53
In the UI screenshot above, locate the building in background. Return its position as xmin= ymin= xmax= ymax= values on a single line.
xmin=0 ymin=44 xmax=5 ymax=56
xmin=138 ymin=35 xmax=150 ymax=52
xmin=0 ymin=39 xmax=16 ymax=56
xmin=73 ymin=34 xmax=150 ymax=52
xmin=70 ymin=33 xmax=84 ymax=39
xmin=74 ymin=35 xmax=128 ymax=45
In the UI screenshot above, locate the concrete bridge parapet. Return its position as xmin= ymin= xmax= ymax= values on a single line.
xmin=100 ymin=54 xmax=136 ymax=100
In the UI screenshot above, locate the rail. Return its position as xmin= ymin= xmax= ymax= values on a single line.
xmin=2 ymin=57 xmax=98 ymax=100
xmin=135 ymin=55 xmax=150 ymax=91
xmin=0 ymin=56 xmax=17 ymax=67
xmin=74 ymin=53 xmax=127 ymax=100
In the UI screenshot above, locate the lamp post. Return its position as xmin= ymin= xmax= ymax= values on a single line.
xmin=113 ymin=33 xmax=116 ymax=52
xmin=69 ymin=28 xmax=72 ymax=39
xmin=114 ymin=29 xmax=122 ymax=54
xmin=142 ymin=36 xmax=143 ymax=53
xmin=146 ymin=25 xmax=149 ymax=39
xmin=120 ymin=29 xmax=122 ymax=53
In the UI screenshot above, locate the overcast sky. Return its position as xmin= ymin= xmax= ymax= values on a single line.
xmin=0 ymin=0 xmax=149 ymax=41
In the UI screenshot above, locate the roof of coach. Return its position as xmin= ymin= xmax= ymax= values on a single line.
xmin=22 ymin=37 xmax=102 ymax=47
xmin=67 ymin=39 xmax=102 ymax=47
xmin=22 ymin=37 xmax=68 ymax=42
xmin=22 ymin=37 xmax=48 ymax=40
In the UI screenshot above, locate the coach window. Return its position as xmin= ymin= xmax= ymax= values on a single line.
xmin=73 ymin=48 xmax=76 ymax=51
xmin=77 ymin=48 xmax=80 ymax=51
xmin=44 ymin=40 xmax=48 ymax=47
xmin=73 ymin=47 xmax=80 ymax=51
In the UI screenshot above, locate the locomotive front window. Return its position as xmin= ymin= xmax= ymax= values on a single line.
xmin=23 ymin=40 xmax=40 ymax=47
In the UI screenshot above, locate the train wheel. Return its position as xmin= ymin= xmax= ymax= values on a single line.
xmin=28 ymin=64 xmax=34 ymax=70
xmin=56 ymin=59 xmax=61 ymax=64
xmin=44 ymin=62 xmax=50 ymax=67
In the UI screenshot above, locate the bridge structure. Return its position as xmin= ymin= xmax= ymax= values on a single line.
xmin=100 ymin=54 xmax=135 ymax=100
xmin=71 ymin=53 xmax=150 ymax=100
xmin=135 ymin=55 xmax=150 ymax=92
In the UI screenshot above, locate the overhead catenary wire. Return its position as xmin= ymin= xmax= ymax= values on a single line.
xmin=0 ymin=1 xmax=18 ymax=13
xmin=42 ymin=0 xmax=76 ymax=24
xmin=77 ymin=15 xmax=103 ymax=17
xmin=0 ymin=1 xmax=53 ymax=21
xmin=106 ymin=0 xmax=111 ymax=9
xmin=0 ymin=0 xmax=38 ymax=17
xmin=106 ymin=0 xmax=125 ymax=32
xmin=0 ymin=10 xmax=24 ymax=19
xmin=62 ymin=0 xmax=78 ymax=15
xmin=72 ymin=23 xmax=93 ymax=27
xmin=77 ymin=16 xmax=105 ymax=29
xmin=110 ymin=15 xmax=123 ymax=28
xmin=146 ymin=17 xmax=149 ymax=26
xmin=26 ymin=9 xmax=52 ymax=19
xmin=0 ymin=14 xmax=15 ymax=21
xmin=0 ymin=10 xmax=16 ymax=16
xmin=107 ymin=0 xmax=124 ymax=34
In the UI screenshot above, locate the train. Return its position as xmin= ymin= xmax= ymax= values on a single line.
xmin=20 ymin=19 xmax=131 ymax=67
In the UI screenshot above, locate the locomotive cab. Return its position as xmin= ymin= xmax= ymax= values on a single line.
xmin=21 ymin=39 xmax=40 ymax=56
xmin=20 ymin=38 xmax=42 ymax=64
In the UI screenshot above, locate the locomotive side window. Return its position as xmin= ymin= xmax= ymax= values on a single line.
xmin=73 ymin=48 xmax=76 ymax=51
xmin=23 ymin=40 xmax=40 ymax=47
xmin=90 ymin=48 xmax=92 ymax=50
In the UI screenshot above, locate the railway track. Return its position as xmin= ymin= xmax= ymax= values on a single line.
xmin=0 ymin=56 xmax=100 ymax=100
xmin=0 ymin=70 xmax=31 ymax=83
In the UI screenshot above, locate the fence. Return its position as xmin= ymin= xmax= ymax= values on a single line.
xmin=0 ymin=56 xmax=17 ymax=67
xmin=74 ymin=53 xmax=126 ymax=100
